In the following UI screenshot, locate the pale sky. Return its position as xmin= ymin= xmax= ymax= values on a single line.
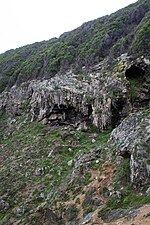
xmin=0 ymin=0 xmax=137 ymax=54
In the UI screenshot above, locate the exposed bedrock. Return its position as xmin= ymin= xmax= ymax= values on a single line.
xmin=109 ymin=109 xmax=150 ymax=188
xmin=0 ymin=56 xmax=149 ymax=131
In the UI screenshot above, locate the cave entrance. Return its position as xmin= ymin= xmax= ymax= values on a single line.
xmin=111 ymin=98 xmax=127 ymax=128
xmin=49 ymin=104 xmax=77 ymax=125
xmin=125 ymin=65 xmax=146 ymax=104
xmin=125 ymin=65 xmax=145 ymax=81
xmin=48 ymin=104 xmax=92 ymax=126
xmin=120 ymin=151 xmax=131 ymax=159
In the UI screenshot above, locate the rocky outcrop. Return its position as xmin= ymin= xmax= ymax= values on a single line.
xmin=0 ymin=56 xmax=149 ymax=133
xmin=28 ymin=65 xmax=127 ymax=131
xmin=0 ymin=58 xmax=149 ymax=224
xmin=0 ymin=56 xmax=130 ymax=131
xmin=0 ymin=0 xmax=150 ymax=222
xmin=0 ymin=81 xmax=33 ymax=116
xmin=0 ymin=198 xmax=9 ymax=212
xmin=109 ymin=109 xmax=150 ymax=188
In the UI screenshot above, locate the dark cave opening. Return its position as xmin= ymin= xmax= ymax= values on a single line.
xmin=48 ymin=104 xmax=93 ymax=126
xmin=65 ymin=107 xmax=78 ymax=123
xmin=120 ymin=151 xmax=131 ymax=159
xmin=88 ymin=104 xmax=93 ymax=116
xmin=125 ymin=65 xmax=145 ymax=81
xmin=111 ymin=98 xmax=126 ymax=128
xmin=125 ymin=64 xmax=148 ymax=106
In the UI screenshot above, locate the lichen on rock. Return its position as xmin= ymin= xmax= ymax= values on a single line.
xmin=109 ymin=109 xmax=150 ymax=188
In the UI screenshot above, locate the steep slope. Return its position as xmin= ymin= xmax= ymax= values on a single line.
xmin=0 ymin=107 xmax=149 ymax=224
xmin=0 ymin=0 xmax=150 ymax=93
xmin=0 ymin=0 xmax=150 ymax=225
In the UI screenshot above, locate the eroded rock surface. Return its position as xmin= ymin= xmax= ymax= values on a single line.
xmin=0 ymin=56 xmax=129 ymax=130
xmin=109 ymin=109 xmax=150 ymax=188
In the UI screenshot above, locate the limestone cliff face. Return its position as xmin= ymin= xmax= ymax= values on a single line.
xmin=0 ymin=56 xmax=129 ymax=131
xmin=0 ymin=56 xmax=149 ymax=192
xmin=109 ymin=109 xmax=150 ymax=188
xmin=0 ymin=60 xmax=149 ymax=225
xmin=1 ymin=55 xmax=150 ymax=132
xmin=29 ymin=70 xmax=123 ymax=130
xmin=0 ymin=1 xmax=150 ymax=222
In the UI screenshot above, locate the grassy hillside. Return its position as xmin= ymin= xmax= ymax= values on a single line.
xmin=0 ymin=113 xmax=112 ymax=224
xmin=0 ymin=1 xmax=150 ymax=223
xmin=0 ymin=0 xmax=150 ymax=93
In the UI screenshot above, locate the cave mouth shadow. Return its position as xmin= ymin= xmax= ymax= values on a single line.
xmin=111 ymin=97 xmax=127 ymax=128
xmin=125 ymin=64 xmax=150 ymax=108
xmin=125 ymin=65 xmax=145 ymax=81
xmin=48 ymin=104 xmax=93 ymax=126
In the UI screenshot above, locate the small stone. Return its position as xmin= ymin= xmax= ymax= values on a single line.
xmin=35 ymin=167 xmax=44 ymax=176
xmin=38 ymin=133 xmax=46 ymax=136
xmin=96 ymin=159 xmax=99 ymax=164
xmin=42 ymin=118 xmax=48 ymax=125
xmin=46 ymin=192 xmax=53 ymax=202
xmin=68 ymin=160 xmax=73 ymax=166
xmin=146 ymin=187 xmax=150 ymax=196
xmin=40 ymin=193 xmax=45 ymax=199
xmin=93 ymin=133 xmax=98 ymax=138
xmin=91 ymin=139 xmax=96 ymax=143
xmin=0 ymin=199 xmax=9 ymax=211
xmin=48 ymin=150 xmax=53 ymax=157
xmin=58 ymin=170 xmax=61 ymax=176
xmin=82 ymin=212 xmax=93 ymax=224
xmin=49 ymin=114 xmax=57 ymax=120
xmin=16 ymin=206 xmax=24 ymax=217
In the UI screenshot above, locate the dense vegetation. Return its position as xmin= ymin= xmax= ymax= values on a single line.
xmin=0 ymin=0 xmax=150 ymax=93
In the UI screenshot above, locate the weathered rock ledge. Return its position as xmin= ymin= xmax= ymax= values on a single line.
xmin=0 ymin=55 xmax=149 ymax=132
xmin=109 ymin=109 xmax=150 ymax=188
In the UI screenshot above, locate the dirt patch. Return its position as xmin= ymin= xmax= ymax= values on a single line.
xmin=55 ymin=162 xmax=116 ymax=224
